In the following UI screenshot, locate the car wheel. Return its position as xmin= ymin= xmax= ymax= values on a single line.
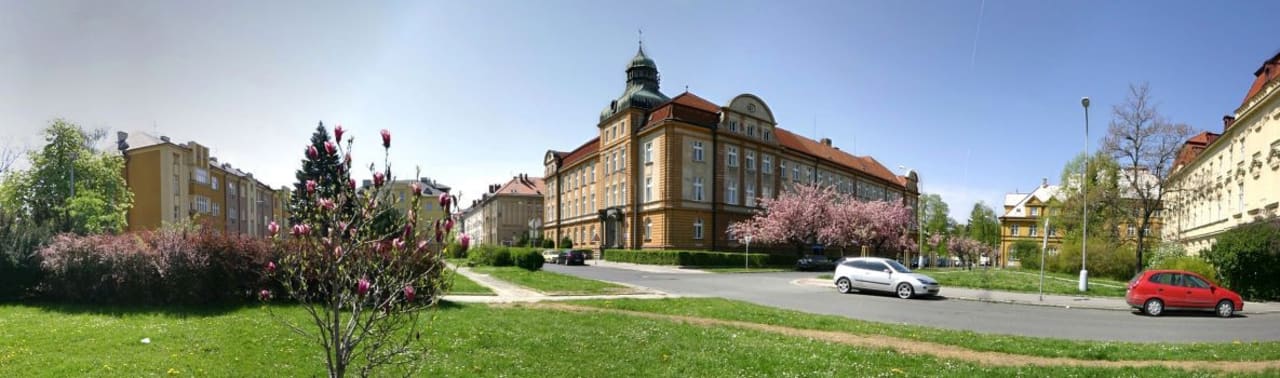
xmin=836 ymin=278 xmax=853 ymax=294
xmin=1216 ymin=300 xmax=1235 ymax=318
xmin=896 ymin=283 xmax=914 ymax=299
xmin=1144 ymin=298 xmax=1164 ymax=317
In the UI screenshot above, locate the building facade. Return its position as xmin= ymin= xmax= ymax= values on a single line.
xmin=122 ymin=132 xmax=280 ymax=236
xmin=998 ymin=180 xmax=1065 ymax=267
xmin=463 ymin=174 xmax=544 ymax=246
xmin=541 ymin=46 xmax=919 ymax=253
xmin=363 ymin=177 xmax=452 ymax=235
xmin=1164 ymin=52 xmax=1280 ymax=254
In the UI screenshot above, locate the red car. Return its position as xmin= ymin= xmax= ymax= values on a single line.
xmin=1126 ymin=270 xmax=1243 ymax=318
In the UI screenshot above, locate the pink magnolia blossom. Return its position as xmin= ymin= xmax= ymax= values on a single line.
xmin=343 ymin=152 xmax=352 ymax=167
xmin=443 ymin=218 xmax=454 ymax=233
xmin=412 ymin=183 xmax=423 ymax=196
xmin=259 ymin=289 xmax=271 ymax=301
xmin=357 ymin=278 xmax=370 ymax=296
xmin=307 ymin=145 xmax=319 ymax=160
xmin=266 ymin=261 xmax=276 ymax=274
xmin=347 ymin=178 xmax=356 ymax=191
xmin=324 ymin=140 xmax=336 ymax=155
xmin=334 ymin=124 xmax=345 ymax=142
xmin=380 ymin=129 xmax=391 ymax=148
xmin=306 ymin=180 xmax=317 ymax=194
xmin=373 ymin=171 xmax=385 ymax=187
xmin=267 ymin=221 xmax=279 ymax=237
xmin=438 ymin=193 xmax=451 ymax=209
xmin=393 ymin=238 xmax=406 ymax=250
xmin=459 ymin=234 xmax=471 ymax=250
xmin=317 ymin=198 xmax=336 ymax=211
xmin=403 ymin=285 xmax=416 ymax=302
xmin=291 ymin=223 xmax=311 ymax=237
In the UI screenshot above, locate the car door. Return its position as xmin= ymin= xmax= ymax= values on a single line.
xmin=1162 ymin=273 xmax=1191 ymax=308
xmin=1181 ymin=274 xmax=1214 ymax=309
xmin=1146 ymin=273 xmax=1181 ymax=307
xmin=849 ymin=261 xmax=877 ymax=289
xmin=862 ymin=261 xmax=894 ymax=291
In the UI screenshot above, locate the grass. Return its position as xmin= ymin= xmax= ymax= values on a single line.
xmin=0 ymin=302 xmax=1254 ymax=377
xmin=469 ymin=266 xmax=634 ymax=295
xmin=916 ymin=268 xmax=1129 ymax=297
xmin=817 ymin=273 xmax=833 ymax=280
xmin=445 ymin=270 xmax=494 ymax=296
xmin=570 ymin=297 xmax=1280 ymax=362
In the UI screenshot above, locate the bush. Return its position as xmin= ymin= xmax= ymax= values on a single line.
xmin=541 ymin=238 xmax=555 ymax=248
xmin=1145 ymin=242 xmax=1187 ymax=270
xmin=1204 ymin=219 xmax=1280 ymax=301
xmin=559 ymin=236 xmax=574 ymax=249
xmin=1052 ymin=237 xmax=1137 ymax=281
xmin=605 ymin=249 xmax=796 ymax=268
xmin=512 ymin=249 xmax=545 ymax=271
xmin=1152 ymin=256 xmax=1219 ymax=283
xmin=1010 ymin=240 xmax=1040 ymax=269
xmin=446 ymin=241 xmax=467 ymax=259
xmin=467 ymin=245 xmax=514 ymax=267
xmin=0 ymin=211 xmax=52 ymax=300
xmin=36 ymin=226 xmax=273 ymax=305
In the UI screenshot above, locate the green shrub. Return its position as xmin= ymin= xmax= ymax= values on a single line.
xmin=1010 ymin=240 xmax=1041 ymax=269
xmin=541 ymin=238 xmax=555 ymax=248
xmin=446 ymin=241 xmax=467 ymax=259
xmin=467 ymin=245 xmax=514 ymax=267
xmin=1146 ymin=242 xmax=1187 ymax=270
xmin=1204 ymin=219 xmax=1280 ymax=301
xmin=559 ymin=236 xmax=574 ymax=249
xmin=0 ymin=210 xmax=52 ymax=300
xmin=1052 ymin=237 xmax=1137 ymax=281
xmin=1152 ymin=256 xmax=1219 ymax=283
xmin=512 ymin=249 xmax=545 ymax=271
xmin=605 ymin=249 xmax=796 ymax=268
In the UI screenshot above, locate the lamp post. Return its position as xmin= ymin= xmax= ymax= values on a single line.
xmin=899 ymin=165 xmax=923 ymax=268
xmin=744 ymin=235 xmax=752 ymax=270
xmin=1079 ymin=96 xmax=1090 ymax=292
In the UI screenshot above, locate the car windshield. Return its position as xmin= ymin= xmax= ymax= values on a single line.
xmin=884 ymin=260 xmax=912 ymax=273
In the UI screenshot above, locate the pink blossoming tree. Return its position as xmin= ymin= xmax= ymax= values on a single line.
xmin=731 ymin=183 xmax=915 ymax=258
xmin=265 ymin=124 xmax=463 ymax=377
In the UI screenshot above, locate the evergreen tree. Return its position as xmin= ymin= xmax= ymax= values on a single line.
xmin=289 ymin=122 xmax=344 ymax=225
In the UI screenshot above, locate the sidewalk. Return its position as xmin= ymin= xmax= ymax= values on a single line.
xmin=442 ymin=263 xmax=679 ymax=304
xmin=794 ymin=278 xmax=1280 ymax=314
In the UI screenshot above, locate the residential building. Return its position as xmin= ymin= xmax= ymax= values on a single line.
xmin=998 ymin=179 xmax=1065 ymax=267
xmin=1164 ymin=51 xmax=1280 ymax=254
xmin=363 ymin=177 xmax=452 ymax=235
xmin=541 ymin=45 xmax=919 ymax=253
xmin=121 ymin=132 xmax=279 ymax=236
xmin=463 ymin=174 xmax=545 ymax=246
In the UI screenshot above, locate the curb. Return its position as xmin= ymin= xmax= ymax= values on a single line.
xmin=792 ymin=278 xmax=1133 ymax=312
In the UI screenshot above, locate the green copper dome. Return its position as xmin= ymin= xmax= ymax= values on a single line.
xmin=601 ymin=45 xmax=668 ymax=121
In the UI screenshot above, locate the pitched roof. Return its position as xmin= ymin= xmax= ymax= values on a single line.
xmin=774 ymin=128 xmax=905 ymax=187
xmin=560 ymin=137 xmax=599 ymax=167
xmin=1173 ymin=131 xmax=1222 ymax=169
xmin=1001 ymin=184 xmax=1064 ymax=218
xmin=643 ymin=91 xmax=722 ymax=130
xmin=669 ymin=92 xmax=720 ymax=113
xmin=1243 ymin=51 xmax=1280 ymax=105
xmin=495 ymin=176 xmax=545 ymax=196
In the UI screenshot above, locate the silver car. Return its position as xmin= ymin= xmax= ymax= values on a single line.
xmin=833 ymin=257 xmax=940 ymax=299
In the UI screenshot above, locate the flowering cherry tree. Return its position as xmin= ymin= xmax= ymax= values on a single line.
xmin=729 ymin=183 xmax=838 ymax=256
xmin=946 ymin=236 xmax=991 ymax=270
xmin=263 ymin=125 xmax=464 ymax=377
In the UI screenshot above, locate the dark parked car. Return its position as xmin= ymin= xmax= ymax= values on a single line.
xmin=556 ymin=250 xmax=586 ymax=266
xmin=795 ymin=255 xmax=836 ymax=271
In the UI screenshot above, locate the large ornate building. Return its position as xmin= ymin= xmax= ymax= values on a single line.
xmin=1164 ymin=51 xmax=1280 ymax=254
xmin=541 ymin=45 xmax=919 ymax=253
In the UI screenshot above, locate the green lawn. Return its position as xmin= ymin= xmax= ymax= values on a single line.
xmin=570 ymin=297 xmax=1280 ymax=362
xmin=469 ymin=266 xmax=634 ymax=295
xmin=915 ymin=268 xmax=1128 ymax=297
xmin=0 ymin=302 xmax=1253 ymax=377
xmin=446 ymin=270 xmax=494 ymax=296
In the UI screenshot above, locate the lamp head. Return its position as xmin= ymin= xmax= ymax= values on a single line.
xmin=1081 ymin=97 xmax=1090 ymax=108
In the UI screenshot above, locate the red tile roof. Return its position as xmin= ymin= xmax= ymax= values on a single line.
xmin=560 ymin=137 xmax=599 ymax=167
xmin=1174 ymin=131 xmax=1222 ymax=168
xmin=1242 ymin=51 xmax=1280 ymax=105
xmin=774 ymin=128 xmax=905 ymax=188
xmin=644 ymin=92 xmax=722 ymax=129
xmin=668 ymin=92 xmax=721 ymax=113
xmin=496 ymin=176 xmax=545 ymax=196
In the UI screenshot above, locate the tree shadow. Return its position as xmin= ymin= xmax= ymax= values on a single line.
xmin=8 ymin=298 xmax=469 ymax=318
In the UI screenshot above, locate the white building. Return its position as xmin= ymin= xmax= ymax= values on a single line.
xmin=1163 ymin=52 xmax=1280 ymax=254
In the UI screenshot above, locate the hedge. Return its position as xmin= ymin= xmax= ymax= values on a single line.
xmin=1203 ymin=219 xmax=1280 ymax=301
xmin=604 ymin=249 xmax=797 ymax=268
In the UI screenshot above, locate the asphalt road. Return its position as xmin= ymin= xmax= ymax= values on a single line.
xmin=544 ymin=263 xmax=1280 ymax=342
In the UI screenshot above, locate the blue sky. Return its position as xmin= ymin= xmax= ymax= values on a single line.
xmin=2 ymin=0 xmax=1276 ymax=222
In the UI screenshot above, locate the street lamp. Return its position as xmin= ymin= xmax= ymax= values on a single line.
xmin=744 ymin=235 xmax=753 ymax=270
xmin=1080 ymin=96 xmax=1090 ymax=292
xmin=899 ymin=165 xmax=923 ymax=268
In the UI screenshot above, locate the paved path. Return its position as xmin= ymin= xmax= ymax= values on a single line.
xmin=441 ymin=263 xmax=678 ymax=304
xmin=544 ymin=262 xmax=1280 ymax=342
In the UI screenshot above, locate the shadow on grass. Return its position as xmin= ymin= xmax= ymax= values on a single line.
xmin=7 ymin=296 xmax=471 ymax=318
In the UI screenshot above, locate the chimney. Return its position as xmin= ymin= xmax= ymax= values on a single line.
xmin=1042 ymin=177 xmax=1048 ymax=188
xmin=1223 ymin=115 xmax=1236 ymax=131
xmin=820 ymin=138 xmax=832 ymax=146
xmin=160 ymin=135 xmax=171 ymax=143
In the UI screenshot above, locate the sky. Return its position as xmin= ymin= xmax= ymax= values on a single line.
xmin=2 ymin=0 xmax=1277 ymax=222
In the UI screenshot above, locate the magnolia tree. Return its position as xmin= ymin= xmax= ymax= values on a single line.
xmin=730 ymin=183 xmax=915 ymax=258
xmin=263 ymin=125 xmax=470 ymax=378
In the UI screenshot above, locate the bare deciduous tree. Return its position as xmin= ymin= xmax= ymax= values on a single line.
xmin=1101 ymin=83 xmax=1194 ymax=274
xmin=0 ymin=144 xmax=20 ymax=175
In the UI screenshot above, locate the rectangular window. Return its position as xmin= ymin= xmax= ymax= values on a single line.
xmin=1010 ymin=224 xmax=1019 ymax=236
xmin=762 ymin=155 xmax=773 ymax=174
xmin=792 ymin=166 xmax=799 ymax=181
xmin=729 ymin=121 xmax=738 ymax=132
xmin=746 ymin=180 xmax=756 ymax=207
xmin=762 ymin=183 xmax=771 ymax=199
xmin=590 ymin=191 xmax=596 ymax=210
xmin=644 ymin=142 xmax=653 ymax=164
xmin=1127 ymin=225 xmax=1136 ymax=237
xmin=727 ymin=180 xmax=738 ymax=205
xmin=194 ymin=168 xmax=209 ymax=184
xmin=590 ymin=163 xmax=596 ymax=182
xmin=1029 ymin=224 xmax=1038 ymax=237
xmin=211 ymin=176 xmax=219 ymax=190
xmin=228 ymin=182 xmax=237 ymax=196
xmin=693 ymin=219 xmax=704 ymax=240
xmin=727 ymin=146 xmax=738 ymax=168
xmin=692 ymin=141 xmax=705 ymax=162
xmin=645 ymin=176 xmax=653 ymax=202
xmin=747 ymin=124 xmax=756 ymax=138
xmin=644 ymin=218 xmax=652 ymax=240
xmin=195 ymin=196 xmax=210 ymax=213
xmin=229 ymin=207 xmax=238 ymax=220
xmin=1030 ymin=207 xmax=1039 ymax=216
xmin=746 ymin=151 xmax=756 ymax=171
xmin=212 ymin=203 xmax=220 ymax=216
xmin=693 ymin=177 xmax=704 ymax=201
